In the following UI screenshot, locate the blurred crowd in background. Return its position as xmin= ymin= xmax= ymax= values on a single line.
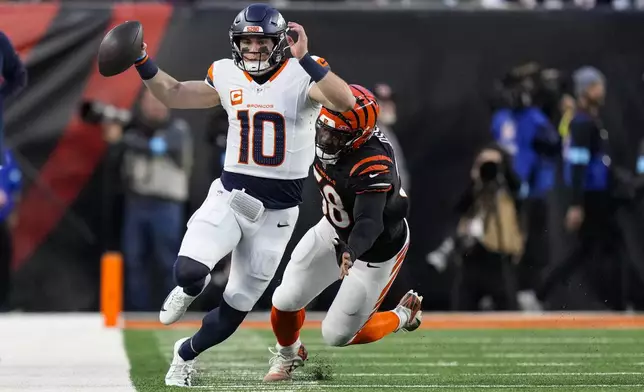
xmin=2 ymin=0 xmax=644 ymax=11
xmin=55 ymin=62 xmax=644 ymax=313
xmin=2 ymin=2 xmax=644 ymax=315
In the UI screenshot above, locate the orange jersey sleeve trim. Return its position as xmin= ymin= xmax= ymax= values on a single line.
xmin=350 ymin=155 xmax=393 ymax=176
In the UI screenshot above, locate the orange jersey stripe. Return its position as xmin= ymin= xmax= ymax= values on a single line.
xmin=207 ymin=64 xmax=214 ymax=82
xmin=314 ymin=164 xmax=336 ymax=185
xmin=366 ymin=243 xmax=409 ymax=323
xmin=268 ymin=61 xmax=289 ymax=82
xmin=350 ymin=155 xmax=393 ymax=176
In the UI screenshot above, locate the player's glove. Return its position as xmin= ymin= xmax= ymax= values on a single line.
xmin=332 ymin=237 xmax=356 ymax=267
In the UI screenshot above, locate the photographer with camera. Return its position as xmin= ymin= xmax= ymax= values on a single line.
xmin=83 ymin=89 xmax=193 ymax=311
xmin=450 ymin=143 xmax=523 ymax=311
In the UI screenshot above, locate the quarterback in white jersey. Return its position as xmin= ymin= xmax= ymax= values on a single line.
xmin=130 ymin=3 xmax=354 ymax=387
xmin=207 ymin=57 xmax=324 ymax=181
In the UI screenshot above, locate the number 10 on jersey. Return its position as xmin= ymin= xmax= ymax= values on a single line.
xmin=237 ymin=110 xmax=286 ymax=166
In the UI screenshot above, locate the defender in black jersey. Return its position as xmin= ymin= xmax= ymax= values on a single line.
xmin=264 ymin=85 xmax=423 ymax=382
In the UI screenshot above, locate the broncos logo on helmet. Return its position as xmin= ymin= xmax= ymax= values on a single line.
xmin=315 ymin=85 xmax=380 ymax=164
xmin=229 ymin=4 xmax=288 ymax=75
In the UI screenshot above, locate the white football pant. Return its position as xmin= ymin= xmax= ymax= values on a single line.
xmin=179 ymin=179 xmax=299 ymax=312
xmin=272 ymin=217 xmax=410 ymax=346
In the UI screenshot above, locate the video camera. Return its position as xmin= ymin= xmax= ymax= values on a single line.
xmin=491 ymin=62 xmax=570 ymax=116
xmin=80 ymin=100 xmax=132 ymax=126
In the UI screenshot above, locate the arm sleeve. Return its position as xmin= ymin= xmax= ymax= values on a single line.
xmin=347 ymin=191 xmax=387 ymax=259
xmin=0 ymin=32 xmax=27 ymax=98
xmin=566 ymin=119 xmax=594 ymax=206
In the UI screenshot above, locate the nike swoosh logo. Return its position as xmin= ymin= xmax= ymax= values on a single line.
xmin=369 ymin=173 xmax=379 ymax=178
xmin=366 ymin=263 xmax=380 ymax=268
xmin=277 ymin=222 xmax=290 ymax=228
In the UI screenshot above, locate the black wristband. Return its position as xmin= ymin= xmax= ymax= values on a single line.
xmin=135 ymin=54 xmax=159 ymax=80
xmin=299 ymin=53 xmax=329 ymax=83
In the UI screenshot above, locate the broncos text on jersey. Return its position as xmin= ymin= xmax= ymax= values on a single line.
xmin=312 ymin=128 xmax=409 ymax=262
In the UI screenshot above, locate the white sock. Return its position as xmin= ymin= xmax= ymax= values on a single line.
xmin=393 ymin=307 xmax=410 ymax=331
xmin=277 ymin=338 xmax=301 ymax=355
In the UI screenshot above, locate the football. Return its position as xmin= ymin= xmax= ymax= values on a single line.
xmin=97 ymin=20 xmax=144 ymax=77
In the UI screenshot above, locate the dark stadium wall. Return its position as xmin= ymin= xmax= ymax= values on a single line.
xmin=2 ymin=5 xmax=644 ymax=310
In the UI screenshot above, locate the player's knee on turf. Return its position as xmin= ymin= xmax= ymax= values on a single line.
xmin=174 ymin=256 xmax=210 ymax=287
xmin=321 ymin=319 xmax=355 ymax=347
xmin=321 ymin=278 xmax=368 ymax=346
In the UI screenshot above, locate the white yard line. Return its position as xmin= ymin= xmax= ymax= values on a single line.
xmin=485 ymin=353 xmax=644 ymax=358
xmin=197 ymin=337 xmax=644 ymax=351
xmin=190 ymin=384 xmax=644 ymax=390
xmin=186 ymin=371 xmax=644 ymax=377
xmin=384 ymin=337 xmax=643 ymax=344
xmin=202 ymin=351 xmax=644 ymax=359
xmin=0 ymin=313 xmax=134 ymax=392
xmin=198 ymin=361 xmax=593 ymax=368
xmin=315 ymin=372 xmax=644 ymax=377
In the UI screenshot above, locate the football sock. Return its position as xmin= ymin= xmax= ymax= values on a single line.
xmin=271 ymin=307 xmax=306 ymax=348
xmin=178 ymin=299 xmax=247 ymax=361
xmin=173 ymin=256 xmax=211 ymax=296
xmin=347 ymin=311 xmax=400 ymax=345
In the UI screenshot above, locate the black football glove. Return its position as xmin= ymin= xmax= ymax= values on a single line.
xmin=332 ymin=237 xmax=356 ymax=267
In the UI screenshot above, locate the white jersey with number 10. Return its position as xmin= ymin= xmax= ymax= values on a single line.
xmin=205 ymin=57 xmax=329 ymax=180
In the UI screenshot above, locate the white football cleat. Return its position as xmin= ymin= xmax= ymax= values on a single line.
xmin=263 ymin=343 xmax=308 ymax=382
xmin=165 ymin=337 xmax=196 ymax=387
xmin=159 ymin=274 xmax=211 ymax=325
xmin=394 ymin=289 xmax=423 ymax=333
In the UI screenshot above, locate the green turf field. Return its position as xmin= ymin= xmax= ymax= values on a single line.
xmin=125 ymin=328 xmax=644 ymax=391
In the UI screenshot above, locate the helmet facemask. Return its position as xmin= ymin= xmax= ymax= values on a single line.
xmin=230 ymin=32 xmax=288 ymax=76
xmin=315 ymin=118 xmax=364 ymax=164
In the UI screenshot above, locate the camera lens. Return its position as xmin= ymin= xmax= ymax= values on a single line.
xmin=479 ymin=161 xmax=498 ymax=182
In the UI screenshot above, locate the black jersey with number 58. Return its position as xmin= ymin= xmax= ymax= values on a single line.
xmin=312 ymin=128 xmax=409 ymax=262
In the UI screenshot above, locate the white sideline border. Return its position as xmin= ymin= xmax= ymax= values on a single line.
xmin=0 ymin=313 xmax=135 ymax=392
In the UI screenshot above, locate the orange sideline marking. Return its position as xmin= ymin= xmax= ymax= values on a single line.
xmin=124 ymin=315 xmax=644 ymax=330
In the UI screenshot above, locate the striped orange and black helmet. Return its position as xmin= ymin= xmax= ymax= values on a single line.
xmin=315 ymin=84 xmax=380 ymax=163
